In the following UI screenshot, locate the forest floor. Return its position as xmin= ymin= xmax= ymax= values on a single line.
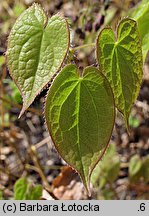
xmin=0 ymin=0 xmax=149 ymax=200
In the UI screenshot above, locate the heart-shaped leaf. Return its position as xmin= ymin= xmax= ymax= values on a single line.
xmin=7 ymin=4 xmax=70 ymax=117
xmin=96 ymin=18 xmax=143 ymax=128
xmin=45 ymin=64 xmax=115 ymax=193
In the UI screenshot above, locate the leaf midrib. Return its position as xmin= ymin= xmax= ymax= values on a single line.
xmin=76 ymin=81 xmax=86 ymax=181
xmin=109 ymin=43 xmax=126 ymax=115
xmin=81 ymin=81 xmax=100 ymax=169
xmin=52 ymin=79 xmax=86 ymax=181
xmin=117 ymin=46 xmax=134 ymax=105
xmin=29 ymin=27 xmax=45 ymax=102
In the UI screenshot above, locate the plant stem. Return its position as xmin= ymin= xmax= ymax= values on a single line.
xmin=0 ymin=65 xmax=7 ymax=129
xmin=35 ymin=136 xmax=51 ymax=149
xmin=25 ymin=164 xmax=40 ymax=173
xmin=2 ymin=1 xmax=15 ymax=17
xmin=71 ymin=43 xmax=95 ymax=52
xmin=26 ymin=164 xmax=62 ymax=171
xmin=28 ymin=145 xmax=52 ymax=192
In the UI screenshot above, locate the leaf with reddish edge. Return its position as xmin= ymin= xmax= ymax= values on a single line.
xmin=45 ymin=64 xmax=115 ymax=194
xmin=7 ymin=3 xmax=70 ymax=117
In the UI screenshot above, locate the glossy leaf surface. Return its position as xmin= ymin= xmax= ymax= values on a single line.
xmin=96 ymin=18 xmax=143 ymax=128
xmin=7 ymin=4 xmax=69 ymax=117
xmin=45 ymin=64 xmax=115 ymax=193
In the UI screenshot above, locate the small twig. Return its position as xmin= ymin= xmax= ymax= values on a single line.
xmin=2 ymin=1 xmax=15 ymax=17
xmin=0 ymin=65 xmax=7 ymax=129
xmin=28 ymin=145 xmax=52 ymax=192
xmin=44 ymin=165 xmax=63 ymax=170
xmin=26 ymin=163 xmax=62 ymax=171
xmin=8 ymin=139 xmax=25 ymax=169
xmin=35 ymin=136 xmax=51 ymax=149
xmin=71 ymin=43 xmax=95 ymax=52
xmin=25 ymin=164 xmax=40 ymax=173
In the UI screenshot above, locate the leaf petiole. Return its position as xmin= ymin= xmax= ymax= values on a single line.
xmin=71 ymin=43 xmax=95 ymax=52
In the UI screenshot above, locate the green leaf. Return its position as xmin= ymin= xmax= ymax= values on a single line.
xmin=14 ymin=178 xmax=42 ymax=200
xmin=14 ymin=178 xmax=28 ymax=200
xmin=142 ymin=156 xmax=149 ymax=183
xmin=129 ymin=155 xmax=142 ymax=183
xmin=96 ymin=18 xmax=143 ymax=128
xmin=45 ymin=64 xmax=115 ymax=193
xmin=26 ymin=185 xmax=42 ymax=200
xmin=7 ymin=3 xmax=70 ymax=117
xmin=130 ymin=0 xmax=149 ymax=62
xmin=0 ymin=56 xmax=5 ymax=67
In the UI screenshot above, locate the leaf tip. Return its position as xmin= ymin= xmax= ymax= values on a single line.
xmin=125 ymin=118 xmax=131 ymax=135
xmin=82 ymin=178 xmax=92 ymax=197
xmin=18 ymin=105 xmax=26 ymax=118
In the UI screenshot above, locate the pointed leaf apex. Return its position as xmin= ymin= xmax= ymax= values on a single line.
xmin=45 ymin=64 xmax=115 ymax=194
xmin=7 ymin=4 xmax=70 ymax=116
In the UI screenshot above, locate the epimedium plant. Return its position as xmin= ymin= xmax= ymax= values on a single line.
xmin=7 ymin=4 xmax=70 ymax=117
xmin=6 ymin=3 xmax=145 ymax=195
xmin=14 ymin=178 xmax=42 ymax=200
